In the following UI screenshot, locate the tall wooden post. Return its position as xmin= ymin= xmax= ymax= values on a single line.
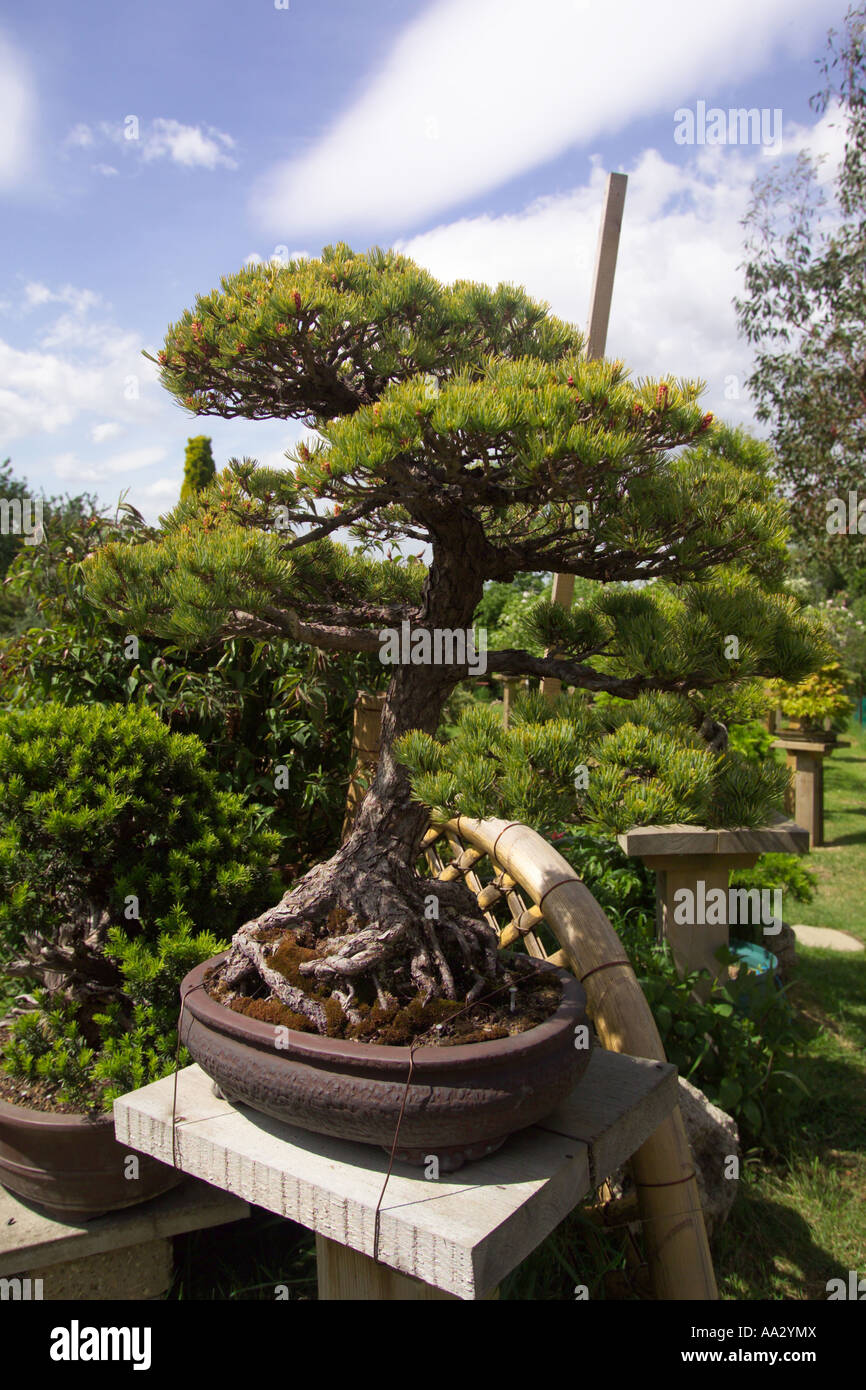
xmin=341 ymin=690 xmax=385 ymax=842
xmin=541 ymin=172 xmax=627 ymax=704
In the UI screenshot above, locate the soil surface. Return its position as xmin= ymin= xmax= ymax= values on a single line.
xmin=209 ymin=929 xmax=563 ymax=1045
xmin=0 ymin=1069 xmax=104 ymax=1115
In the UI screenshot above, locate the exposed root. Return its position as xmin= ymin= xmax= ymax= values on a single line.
xmin=300 ymin=921 xmax=408 ymax=983
xmin=230 ymin=932 xmax=329 ymax=1033
xmin=208 ymin=846 xmax=530 ymax=1038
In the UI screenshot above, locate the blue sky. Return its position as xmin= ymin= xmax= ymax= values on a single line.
xmin=0 ymin=0 xmax=851 ymax=522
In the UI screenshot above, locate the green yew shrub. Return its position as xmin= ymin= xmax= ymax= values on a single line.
xmin=0 ymin=702 xmax=280 ymax=1110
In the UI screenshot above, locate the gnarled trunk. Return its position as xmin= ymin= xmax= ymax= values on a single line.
xmin=210 ymin=542 xmax=510 ymax=1030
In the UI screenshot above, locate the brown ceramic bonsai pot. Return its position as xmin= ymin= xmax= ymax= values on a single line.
xmin=0 ymin=1095 xmax=182 ymax=1220
xmin=180 ymin=953 xmax=592 ymax=1170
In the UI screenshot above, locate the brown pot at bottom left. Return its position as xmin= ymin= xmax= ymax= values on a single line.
xmin=0 ymin=1096 xmax=181 ymax=1221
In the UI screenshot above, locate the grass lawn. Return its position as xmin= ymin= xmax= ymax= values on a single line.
xmin=713 ymin=716 xmax=866 ymax=1299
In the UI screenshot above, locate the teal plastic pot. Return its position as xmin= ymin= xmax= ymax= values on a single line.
xmin=727 ymin=939 xmax=783 ymax=1018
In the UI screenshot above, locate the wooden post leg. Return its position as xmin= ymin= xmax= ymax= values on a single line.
xmin=315 ymin=1235 xmax=459 ymax=1300
xmin=315 ymin=1236 xmax=500 ymax=1300
xmin=792 ymin=751 xmax=823 ymax=849
xmin=502 ymin=677 xmax=519 ymax=730
xmin=783 ymin=751 xmax=796 ymax=818
xmin=658 ymin=858 xmax=730 ymax=996
xmin=540 ymin=573 xmax=575 ymax=705
xmin=341 ymin=691 xmax=384 ymax=843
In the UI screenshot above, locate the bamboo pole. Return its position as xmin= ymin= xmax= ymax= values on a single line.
xmin=541 ymin=171 xmax=627 ymax=704
xmin=443 ymin=814 xmax=718 ymax=1300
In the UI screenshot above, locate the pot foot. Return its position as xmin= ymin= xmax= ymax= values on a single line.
xmin=384 ymin=1135 xmax=507 ymax=1172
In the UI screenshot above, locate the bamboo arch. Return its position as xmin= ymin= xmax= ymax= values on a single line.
xmin=421 ymin=815 xmax=718 ymax=1301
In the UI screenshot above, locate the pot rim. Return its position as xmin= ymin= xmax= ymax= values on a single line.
xmin=181 ymin=953 xmax=585 ymax=1074
xmin=0 ymin=1095 xmax=112 ymax=1130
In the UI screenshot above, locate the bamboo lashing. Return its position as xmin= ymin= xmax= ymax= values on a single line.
xmin=425 ymin=815 xmax=718 ymax=1301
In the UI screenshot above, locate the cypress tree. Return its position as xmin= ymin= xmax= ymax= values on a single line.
xmin=180 ymin=435 xmax=216 ymax=500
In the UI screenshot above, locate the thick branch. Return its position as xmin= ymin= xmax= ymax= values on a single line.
xmin=223 ymin=607 xmax=382 ymax=653
xmin=486 ymin=647 xmax=751 ymax=698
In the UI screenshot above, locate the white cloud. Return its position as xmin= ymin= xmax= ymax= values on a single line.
xmin=0 ymin=287 xmax=161 ymax=441
xmin=254 ymin=0 xmax=837 ymax=235
xmin=141 ymin=477 xmax=180 ymax=499
xmin=52 ymin=446 xmax=167 ymax=485
xmin=51 ymin=452 xmax=100 ymax=484
xmin=395 ymin=133 xmax=824 ymax=430
xmin=65 ymin=117 xmax=238 ymax=173
xmin=141 ymin=118 xmax=237 ymax=170
xmin=65 ymin=123 xmax=94 ymax=149
xmin=0 ymin=33 xmax=35 ymax=189
xmin=245 ymin=247 xmax=309 ymax=267
xmin=783 ymin=99 xmax=848 ymax=184
xmin=91 ymin=421 xmax=123 ymax=444
xmin=23 ymin=282 xmax=101 ymax=315
xmin=101 ymin=446 xmax=167 ymax=474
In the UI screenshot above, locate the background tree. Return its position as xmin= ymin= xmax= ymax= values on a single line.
xmin=180 ymin=435 xmax=216 ymax=500
xmin=84 ymin=244 xmax=825 ymax=1032
xmin=736 ymin=4 xmax=866 ymax=589
xmin=0 ymin=497 xmax=373 ymax=869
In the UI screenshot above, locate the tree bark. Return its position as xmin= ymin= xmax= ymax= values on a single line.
xmin=210 ymin=528 xmax=508 ymax=1027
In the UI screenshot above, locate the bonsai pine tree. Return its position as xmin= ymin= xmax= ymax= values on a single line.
xmin=180 ymin=435 xmax=216 ymax=500
xmin=84 ymin=244 xmax=824 ymax=1032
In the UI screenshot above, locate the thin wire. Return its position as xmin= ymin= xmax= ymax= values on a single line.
xmin=172 ymin=980 xmax=206 ymax=1170
xmin=371 ymin=964 xmax=549 ymax=1262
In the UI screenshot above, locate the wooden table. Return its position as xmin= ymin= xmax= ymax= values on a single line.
xmin=114 ymin=1049 xmax=678 ymax=1300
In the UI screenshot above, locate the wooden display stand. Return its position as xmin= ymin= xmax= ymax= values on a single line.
xmin=618 ymin=820 xmax=809 ymax=990
xmin=114 ymin=1050 xmax=677 ymax=1301
xmin=771 ymin=735 xmax=849 ymax=848
xmin=0 ymin=1177 xmax=248 ymax=1300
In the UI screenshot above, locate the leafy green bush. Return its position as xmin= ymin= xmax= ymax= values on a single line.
xmin=0 ymin=702 xmax=280 ymax=1111
xmin=635 ymin=950 xmax=805 ymax=1143
xmin=0 ymin=459 xmax=99 ymax=637
xmin=727 ymin=718 xmax=775 ymax=761
xmin=729 ymin=852 xmax=817 ymax=906
xmin=768 ymin=660 xmax=854 ymax=728
xmin=0 ymin=498 xmax=377 ymax=865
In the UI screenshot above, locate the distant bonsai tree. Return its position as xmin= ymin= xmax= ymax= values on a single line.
xmin=180 ymin=434 xmax=216 ymax=500
xmin=84 ymin=244 xmax=825 ymax=1032
xmin=768 ymin=660 xmax=854 ymax=729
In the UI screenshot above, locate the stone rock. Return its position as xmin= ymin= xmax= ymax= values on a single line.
xmin=599 ymin=1076 xmax=740 ymax=1241
xmin=675 ymin=1076 xmax=740 ymax=1238
xmin=772 ymin=920 xmax=797 ymax=982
